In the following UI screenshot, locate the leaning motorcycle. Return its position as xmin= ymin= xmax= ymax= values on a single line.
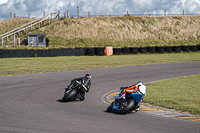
xmin=107 ymin=87 xmax=147 ymax=114
xmin=62 ymin=81 xmax=83 ymax=102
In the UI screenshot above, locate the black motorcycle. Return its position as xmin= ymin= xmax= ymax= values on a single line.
xmin=62 ymin=81 xmax=84 ymax=102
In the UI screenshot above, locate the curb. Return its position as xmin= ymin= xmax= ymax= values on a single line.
xmin=102 ymin=90 xmax=200 ymax=122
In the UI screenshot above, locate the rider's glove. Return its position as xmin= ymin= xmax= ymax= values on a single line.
xmin=116 ymin=93 xmax=125 ymax=100
xmin=121 ymin=93 xmax=125 ymax=99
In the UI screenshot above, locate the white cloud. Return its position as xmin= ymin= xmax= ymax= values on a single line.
xmin=0 ymin=0 xmax=8 ymax=5
xmin=0 ymin=0 xmax=200 ymax=20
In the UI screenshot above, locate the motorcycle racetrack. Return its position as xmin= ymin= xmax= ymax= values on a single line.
xmin=0 ymin=62 xmax=200 ymax=133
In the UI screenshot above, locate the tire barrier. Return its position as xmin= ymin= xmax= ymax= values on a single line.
xmin=130 ymin=47 xmax=138 ymax=54
xmin=172 ymin=46 xmax=181 ymax=53
xmin=0 ymin=49 xmax=3 ymax=58
xmin=0 ymin=48 xmax=85 ymax=58
xmin=156 ymin=46 xmax=165 ymax=54
xmin=181 ymin=46 xmax=190 ymax=52
xmin=147 ymin=46 xmax=156 ymax=53
xmin=86 ymin=48 xmax=95 ymax=56
xmin=138 ymin=47 xmax=147 ymax=54
xmin=164 ymin=46 xmax=172 ymax=53
xmin=121 ymin=47 xmax=130 ymax=54
xmin=49 ymin=49 xmax=56 ymax=57
xmin=24 ymin=50 xmax=35 ymax=57
xmin=113 ymin=48 xmax=121 ymax=55
xmin=190 ymin=45 xmax=198 ymax=52
xmin=75 ymin=48 xmax=85 ymax=56
xmin=0 ymin=45 xmax=199 ymax=58
xmin=198 ymin=45 xmax=200 ymax=50
xmin=95 ymin=48 xmax=104 ymax=56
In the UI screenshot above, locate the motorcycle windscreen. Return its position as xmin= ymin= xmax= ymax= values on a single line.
xmin=131 ymin=93 xmax=143 ymax=102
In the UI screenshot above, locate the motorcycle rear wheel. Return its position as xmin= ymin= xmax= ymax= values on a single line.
xmin=62 ymin=89 xmax=77 ymax=102
xmin=118 ymin=99 xmax=135 ymax=114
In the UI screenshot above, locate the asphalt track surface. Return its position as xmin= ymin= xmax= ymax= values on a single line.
xmin=0 ymin=62 xmax=200 ymax=133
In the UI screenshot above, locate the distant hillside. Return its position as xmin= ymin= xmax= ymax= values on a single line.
xmin=1 ymin=16 xmax=200 ymax=48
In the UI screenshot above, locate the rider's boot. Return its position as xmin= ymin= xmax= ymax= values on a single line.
xmin=131 ymin=103 xmax=140 ymax=112
xmin=135 ymin=103 xmax=140 ymax=112
xmin=80 ymin=95 xmax=85 ymax=101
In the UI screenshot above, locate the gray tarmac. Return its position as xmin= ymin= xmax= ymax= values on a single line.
xmin=0 ymin=62 xmax=200 ymax=133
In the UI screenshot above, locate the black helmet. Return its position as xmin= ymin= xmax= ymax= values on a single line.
xmin=85 ymin=73 xmax=91 ymax=79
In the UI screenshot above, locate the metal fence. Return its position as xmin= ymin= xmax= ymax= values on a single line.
xmin=69 ymin=9 xmax=200 ymax=18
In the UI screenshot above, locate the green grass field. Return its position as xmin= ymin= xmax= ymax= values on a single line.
xmin=144 ymin=75 xmax=200 ymax=115
xmin=0 ymin=52 xmax=199 ymax=77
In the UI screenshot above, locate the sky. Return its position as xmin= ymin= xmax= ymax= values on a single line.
xmin=0 ymin=0 xmax=200 ymax=20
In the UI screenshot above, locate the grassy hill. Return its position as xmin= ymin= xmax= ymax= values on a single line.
xmin=1 ymin=15 xmax=200 ymax=48
xmin=0 ymin=18 xmax=37 ymax=35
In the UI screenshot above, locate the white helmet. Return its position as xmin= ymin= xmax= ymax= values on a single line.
xmin=138 ymin=84 xmax=146 ymax=95
xmin=137 ymin=81 xmax=144 ymax=86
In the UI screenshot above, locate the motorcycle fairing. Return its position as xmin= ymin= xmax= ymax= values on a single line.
xmin=131 ymin=93 xmax=143 ymax=102
xmin=112 ymin=101 xmax=119 ymax=113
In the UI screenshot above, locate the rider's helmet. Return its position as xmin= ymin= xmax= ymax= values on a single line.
xmin=85 ymin=73 xmax=91 ymax=79
xmin=138 ymin=84 xmax=146 ymax=95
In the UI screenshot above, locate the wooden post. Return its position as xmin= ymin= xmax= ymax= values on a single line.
xmin=18 ymin=38 xmax=20 ymax=46
xmin=64 ymin=12 xmax=66 ymax=18
xmin=28 ymin=13 xmax=30 ymax=18
xmin=164 ymin=10 xmax=166 ymax=16
xmin=145 ymin=11 xmax=147 ymax=16
xmin=58 ymin=10 xmax=60 ymax=19
xmin=43 ymin=10 xmax=45 ymax=26
xmin=14 ymin=13 xmax=16 ymax=18
xmin=1 ymin=38 xmax=3 ymax=47
xmin=127 ymin=11 xmax=129 ymax=16
xmin=67 ymin=10 xmax=69 ymax=18
xmin=88 ymin=11 xmax=90 ymax=18
xmin=13 ymin=33 xmax=15 ymax=47
xmin=77 ymin=6 xmax=79 ymax=19
xmin=43 ymin=10 xmax=45 ymax=18
xmin=183 ymin=10 xmax=184 ymax=16
xmin=10 ymin=12 xmax=12 ymax=18
xmin=51 ymin=13 xmax=52 ymax=22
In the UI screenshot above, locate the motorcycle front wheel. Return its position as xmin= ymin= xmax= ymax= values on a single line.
xmin=118 ymin=99 xmax=135 ymax=114
xmin=107 ymin=102 xmax=114 ymax=112
xmin=62 ymin=88 xmax=77 ymax=102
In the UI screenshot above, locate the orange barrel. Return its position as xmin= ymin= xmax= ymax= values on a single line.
xmin=104 ymin=47 xmax=113 ymax=56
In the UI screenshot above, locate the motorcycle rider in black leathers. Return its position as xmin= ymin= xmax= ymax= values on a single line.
xmin=68 ymin=73 xmax=91 ymax=101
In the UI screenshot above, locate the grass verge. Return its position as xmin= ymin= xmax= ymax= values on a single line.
xmin=144 ymin=75 xmax=200 ymax=115
xmin=0 ymin=52 xmax=199 ymax=77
